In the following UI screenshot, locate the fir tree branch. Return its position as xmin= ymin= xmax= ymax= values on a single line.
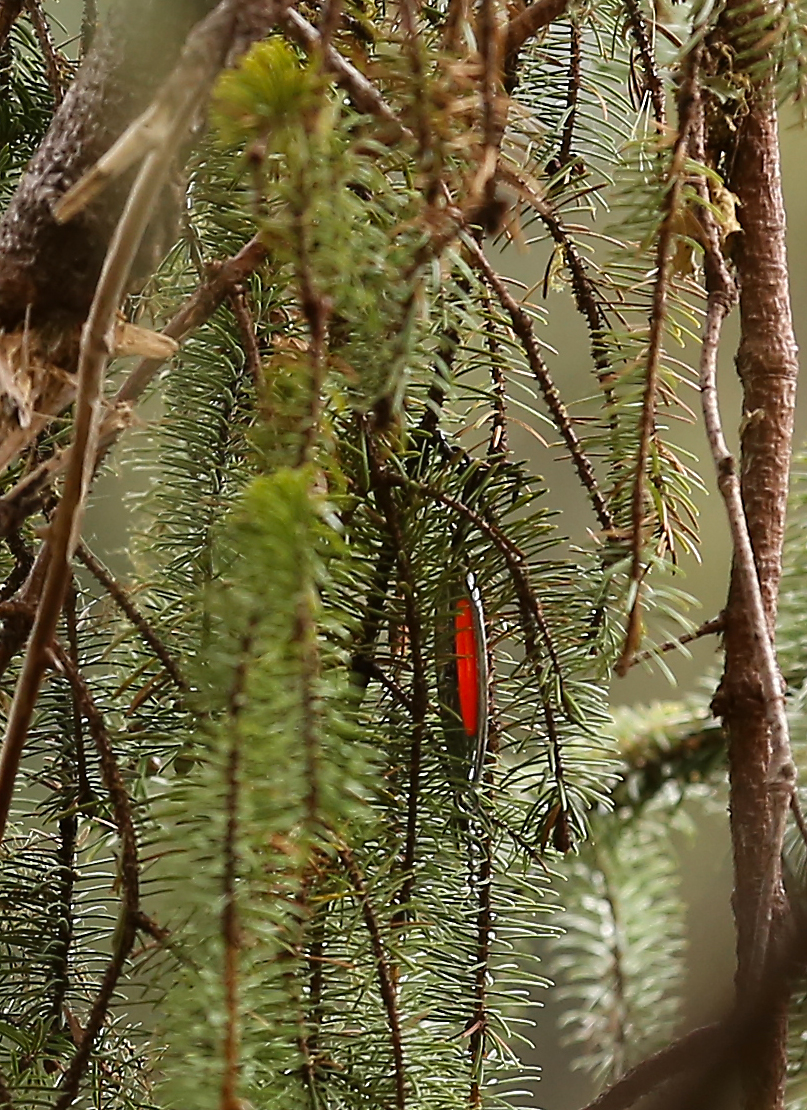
xmin=558 ymin=22 xmax=582 ymax=166
xmin=623 ymin=0 xmax=665 ymax=127
xmin=617 ymin=52 xmax=701 ymax=675
xmin=337 ymin=844 xmax=407 ymax=1110
xmin=628 ymin=614 xmax=724 ymax=667
xmin=461 ymin=232 xmax=613 ymax=533
xmin=49 ymin=641 xmax=142 ymax=1110
xmin=220 ymin=624 xmax=255 ymax=1110
xmin=75 ymin=542 xmax=189 ymax=696
xmin=24 ymin=0 xmax=68 ymax=105
xmin=369 ymin=441 xmax=427 ymax=917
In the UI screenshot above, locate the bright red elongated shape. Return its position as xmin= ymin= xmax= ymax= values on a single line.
xmin=455 ymin=596 xmax=479 ymax=738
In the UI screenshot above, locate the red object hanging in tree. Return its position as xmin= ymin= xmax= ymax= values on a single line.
xmin=436 ymin=571 xmax=488 ymax=786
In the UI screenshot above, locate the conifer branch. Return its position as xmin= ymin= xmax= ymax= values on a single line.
xmin=558 ymin=22 xmax=582 ymax=166
xmin=220 ymin=625 xmax=255 ymax=1110
xmin=504 ymin=0 xmax=570 ymax=61
xmin=623 ymin=0 xmax=665 ymax=127
xmin=50 ymin=641 xmax=143 ymax=1110
xmin=369 ymin=443 xmax=427 ymax=917
xmin=461 ymin=233 xmax=613 ymax=533
xmin=337 ymin=845 xmax=407 ymax=1110
xmin=628 ymin=614 xmax=724 ymax=667
xmin=24 ymin=0 xmax=68 ymax=105
xmin=617 ymin=54 xmax=701 ymax=675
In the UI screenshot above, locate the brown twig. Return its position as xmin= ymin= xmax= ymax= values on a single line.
xmin=220 ymin=624 xmax=255 ymax=1110
xmin=337 ymin=844 xmax=406 ymax=1110
xmin=616 ymin=53 xmax=700 ymax=675
xmin=696 ymin=177 xmax=794 ymax=989
xmin=0 ymin=134 xmax=183 ymax=847
xmin=24 ymin=0 xmax=68 ymax=105
xmin=0 ymin=0 xmax=24 ymax=55
xmin=462 ymin=233 xmax=612 ymax=533
xmin=505 ymin=0 xmax=569 ymax=62
xmin=623 ymin=0 xmax=665 ymax=128
xmin=49 ymin=642 xmax=141 ymax=1110
xmin=628 ymin=614 xmax=724 ymax=668
xmin=75 ymin=542 xmax=188 ymax=695
xmin=228 ymin=284 xmax=262 ymax=385
xmin=368 ymin=442 xmax=427 ymax=919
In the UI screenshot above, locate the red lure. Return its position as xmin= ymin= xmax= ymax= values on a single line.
xmin=454 ymin=596 xmax=480 ymax=739
xmin=436 ymin=571 xmax=488 ymax=786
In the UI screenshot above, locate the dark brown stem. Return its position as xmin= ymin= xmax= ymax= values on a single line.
xmin=220 ymin=625 xmax=255 ymax=1110
xmin=623 ymin=0 xmax=665 ymax=128
xmin=617 ymin=55 xmax=700 ymax=674
xmin=0 ymin=0 xmax=24 ymax=55
xmin=504 ymin=0 xmax=569 ymax=61
xmin=337 ymin=845 xmax=406 ymax=1110
xmin=368 ymin=445 xmax=428 ymax=918
xmin=24 ymin=0 xmax=68 ymax=105
xmin=50 ymin=642 xmax=140 ymax=1110
xmin=710 ymin=38 xmax=799 ymax=1110
xmin=463 ymin=234 xmax=612 ymax=532
xmin=558 ymin=21 xmax=581 ymax=165
xmin=228 ymin=284 xmax=262 ymax=385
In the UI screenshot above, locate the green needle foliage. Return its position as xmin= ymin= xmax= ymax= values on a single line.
xmin=1 ymin=1 xmax=807 ymax=1108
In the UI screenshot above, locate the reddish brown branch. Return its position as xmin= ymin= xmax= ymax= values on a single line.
xmin=50 ymin=642 xmax=141 ymax=1110
xmin=505 ymin=0 xmax=569 ymax=60
xmin=0 ymin=0 xmax=25 ymax=54
xmin=463 ymin=235 xmax=613 ymax=533
xmin=616 ymin=55 xmax=700 ymax=674
xmin=337 ymin=845 xmax=406 ymax=1110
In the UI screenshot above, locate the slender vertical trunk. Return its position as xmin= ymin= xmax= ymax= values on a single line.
xmin=714 ymin=86 xmax=799 ymax=1110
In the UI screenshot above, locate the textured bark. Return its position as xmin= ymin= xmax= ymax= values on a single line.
xmin=713 ymin=88 xmax=799 ymax=1110
xmin=0 ymin=0 xmax=220 ymax=356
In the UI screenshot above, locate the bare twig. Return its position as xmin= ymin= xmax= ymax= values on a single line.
xmin=623 ymin=0 xmax=665 ymax=127
xmin=0 ymin=0 xmax=24 ymax=55
xmin=228 ymin=285 xmax=262 ymax=385
xmin=616 ymin=54 xmax=700 ymax=675
xmin=697 ymin=200 xmax=794 ymax=986
xmin=50 ymin=642 xmax=141 ymax=1110
xmin=505 ymin=0 xmax=569 ymax=60
xmin=25 ymin=0 xmax=68 ymax=105
xmin=462 ymin=233 xmax=613 ymax=533
xmin=282 ymin=8 xmax=408 ymax=138
xmin=75 ymin=542 xmax=188 ymax=695
xmin=337 ymin=845 xmax=406 ymax=1110
xmin=629 ymin=614 xmax=724 ymax=668
xmin=221 ymin=624 xmax=255 ymax=1110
